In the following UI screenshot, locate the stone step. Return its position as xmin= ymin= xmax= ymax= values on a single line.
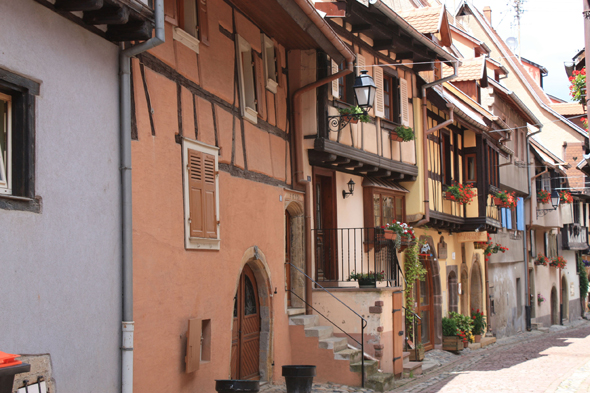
xmin=367 ymin=372 xmax=395 ymax=392
xmin=402 ymin=361 xmax=423 ymax=378
xmin=480 ymin=336 xmax=496 ymax=348
xmin=334 ymin=348 xmax=362 ymax=363
xmin=402 ymin=351 xmax=410 ymax=365
xmin=289 ymin=315 xmax=319 ymax=327
xmin=304 ymin=325 xmax=333 ymax=340
xmin=319 ymin=336 xmax=348 ymax=352
xmin=350 ymin=359 xmax=379 ymax=376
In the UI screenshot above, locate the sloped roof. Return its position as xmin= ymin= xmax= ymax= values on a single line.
xmin=530 ymin=137 xmax=568 ymax=169
xmin=399 ymin=6 xmax=443 ymax=34
xmin=487 ymin=78 xmax=539 ymax=125
xmin=443 ymin=57 xmax=485 ymax=81
xmin=551 ymin=103 xmax=586 ymax=116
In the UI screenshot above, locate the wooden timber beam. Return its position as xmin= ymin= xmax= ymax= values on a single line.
xmin=351 ymin=24 xmax=372 ymax=33
xmin=373 ymin=169 xmax=392 ymax=177
xmin=84 ymin=5 xmax=130 ymax=25
xmin=55 ymin=0 xmax=103 ymax=11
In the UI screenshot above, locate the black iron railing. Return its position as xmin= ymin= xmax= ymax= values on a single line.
xmin=312 ymin=227 xmax=403 ymax=287
xmin=403 ymin=306 xmax=422 ymax=361
xmin=286 ymin=262 xmax=368 ymax=387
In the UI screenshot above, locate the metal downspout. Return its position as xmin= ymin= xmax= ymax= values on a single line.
xmin=415 ymin=64 xmax=458 ymax=227
xmin=524 ymin=128 xmax=542 ymax=331
xmin=291 ymin=0 xmax=356 ymax=316
xmin=120 ymin=2 xmax=165 ymax=392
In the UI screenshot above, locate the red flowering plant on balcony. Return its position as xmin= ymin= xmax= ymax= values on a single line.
xmin=494 ymin=190 xmax=517 ymax=209
xmin=385 ymin=221 xmax=416 ymax=250
xmin=569 ymin=67 xmax=586 ymax=104
xmin=550 ymin=256 xmax=567 ymax=269
xmin=537 ymin=189 xmax=550 ymax=204
xmin=559 ymin=190 xmax=573 ymax=204
xmin=534 ymin=254 xmax=550 ymax=266
xmin=476 ymin=234 xmax=508 ymax=262
xmin=582 ymin=117 xmax=588 ymax=132
xmin=445 ymin=183 xmax=476 ymax=205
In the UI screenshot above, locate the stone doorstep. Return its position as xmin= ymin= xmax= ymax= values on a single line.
xmin=480 ymin=337 xmax=496 ymax=348
xmin=289 ymin=315 xmax=318 ymax=327
xmin=402 ymin=361 xmax=423 ymax=378
xmin=350 ymin=360 xmax=379 ymax=376
xmin=402 ymin=351 xmax=410 ymax=365
xmin=367 ymin=371 xmax=396 ymax=392
xmin=286 ymin=307 xmax=305 ymax=316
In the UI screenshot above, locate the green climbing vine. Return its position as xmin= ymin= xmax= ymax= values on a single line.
xmin=404 ymin=239 xmax=427 ymax=343
xmin=578 ymin=255 xmax=589 ymax=300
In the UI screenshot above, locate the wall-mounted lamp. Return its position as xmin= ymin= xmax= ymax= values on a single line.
xmin=328 ymin=70 xmax=376 ymax=132
xmin=342 ymin=179 xmax=355 ymax=199
xmin=537 ymin=189 xmax=560 ymax=218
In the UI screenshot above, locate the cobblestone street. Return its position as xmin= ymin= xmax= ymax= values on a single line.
xmin=262 ymin=320 xmax=590 ymax=393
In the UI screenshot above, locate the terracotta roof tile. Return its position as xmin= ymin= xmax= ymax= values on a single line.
xmin=551 ymin=103 xmax=586 ymax=116
xmin=398 ymin=6 xmax=442 ymax=34
xmin=442 ymin=57 xmax=485 ymax=81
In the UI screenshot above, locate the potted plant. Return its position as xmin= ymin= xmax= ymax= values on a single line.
xmin=550 ymin=255 xmax=567 ymax=269
xmin=569 ymin=67 xmax=586 ymax=105
xmin=537 ymin=293 xmax=546 ymax=306
xmin=390 ymin=125 xmax=415 ymax=142
xmin=450 ymin=311 xmax=473 ymax=348
xmin=559 ymin=190 xmax=573 ymax=204
xmin=471 ymin=309 xmax=486 ymax=343
xmin=376 ymin=226 xmax=397 ymax=241
xmin=534 ymin=254 xmax=549 ymax=266
xmin=348 ymin=270 xmax=385 ymax=288
xmin=442 ymin=317 xmax=463 ymax=352
xmin=494 ymin=190 xmax=517 ymax=209
xmin=385 ymin=221 xmax=416 ymax=251
xmin=537 ymin=189 xmax=550 ymax=204
xmin=444 ymin=183 xmax=476 ymax=205
xmin=476 ymin=234 xmax=508 ymax=262
xmin=409 ymin=342 xmax=424 ymax=361
xmin=338 ymin=105 xmax=370 ymax=124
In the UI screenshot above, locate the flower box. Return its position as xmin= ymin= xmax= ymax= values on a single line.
xmin=409 ymin=346 xmax=424 ymax=361
xmin=390 ymin=132 xmax=404 ymax=142
xmin=442 ymin=336 xmax=463 ymax=352
xmin=383 ymin=229 xmax=396 ymax=240
xmin=358 ymin=278 xmax=376 ymax=288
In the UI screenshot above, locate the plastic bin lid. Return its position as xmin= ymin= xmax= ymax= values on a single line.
xmin=0 ymin=352 xmax=22 ymax=368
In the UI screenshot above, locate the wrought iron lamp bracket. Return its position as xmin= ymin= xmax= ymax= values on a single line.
xmin=327 ymin=111 xmax=367 ymax=132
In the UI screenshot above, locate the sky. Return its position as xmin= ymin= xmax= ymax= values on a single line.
xmin=442 ymin=0 xmax=585 ymax=101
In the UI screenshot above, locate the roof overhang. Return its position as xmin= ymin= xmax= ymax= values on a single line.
xmin=487 ymin=78 xmax=540 ymax=125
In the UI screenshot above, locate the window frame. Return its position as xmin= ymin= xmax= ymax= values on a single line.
xmin=363 ymin=186 xmax=406 ymax=229
xmin=183 ymin=138 xmax=220 ymax=250
xmin=262 ymin=34 xmax=278 ymax=94
xmin=236 ymin=34 xmax=258 ymax=125
xmin=0 ymin=92 xmax=12 ymax=194
xmin=0 ymin=67 xmax=39 ymax=213
xmin=464 ymin=153 xmax=477 ymax=183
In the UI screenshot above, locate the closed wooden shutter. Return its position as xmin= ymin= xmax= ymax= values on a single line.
xmin=185 ymin=318 xmax=202 ymax=373
xmin=331 ymin=60 xmax=339 ymax=99
xmin=254 ymin=55 xmax=266 ymax=120
xmin=197 ymin=0 xmax=209 ymax=45
xmin=356 ymin=54 xmax=365 ymax=76
xmin=188 ymin=149 xmax=217 ymax=239
xmin=399 ymin=77 xmax=410 ymax=126
xmin=374 ymin=65 xmax=384 ymax=118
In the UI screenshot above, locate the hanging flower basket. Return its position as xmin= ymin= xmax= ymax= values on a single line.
xmin=559 ymin=190 xmax=573 ymax=204
xmin=494 ymin=190 xmax=517 ymax=209
xmin=390 ymin=125 xmax=415 ymax=142
xmin=569 ymin=67 xmax=586 ymax=105
xmin=383 ymin=229 xmax=396 ymax=240
xmin=550 ymin=256 xmax=567 ymax=269
xmin=537 ymin=189 xmax=550 ymax=204
xmin=534 ymin=254 xmax=549 ymax=267
xmin=444 ymin=183 xmax=476 ymax=205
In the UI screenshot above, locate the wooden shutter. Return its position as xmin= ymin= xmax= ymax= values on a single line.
xmin=331 ymin=60 xmax=339 ymax=98
xmin=356 ymin=54 xmax=365 ymax=76
xmin=188 ymin=149 xmax=217 ymax=239
xmin=374 ymin=65 xmax=384 ymax=118
xmin=185 ymin=318 xmax=201 ymax=373
xmin=254 ymin=55 xmax=266 ymax=120
xmin=197 ymin=0 xmax=209 ymax=45
xmin=399 ymin=77 xmax=410 ymax=126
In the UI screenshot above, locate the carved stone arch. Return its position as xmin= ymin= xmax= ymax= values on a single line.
xmin=418 ymin=235 xmax=442 ymax=346
xmin=285 ymin=200 xmax=305 ymax=308
xmin=469 ymin=254 xmax=483 ymax=314
xmin=231 ymin=246 xmax=273 ymax=382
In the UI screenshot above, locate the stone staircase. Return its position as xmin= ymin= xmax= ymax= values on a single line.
xmin=289 ymin=315 xmax=395 ymax=391
xmin=402 ymin=351 xmax=423 ymax=379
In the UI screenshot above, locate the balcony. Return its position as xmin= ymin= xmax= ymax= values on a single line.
xmin=312 ymin=227 xmax=403 ymax=287
xmin=562 ymin=223 xmax=589 ymax=250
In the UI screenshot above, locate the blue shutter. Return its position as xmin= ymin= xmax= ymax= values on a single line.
xmin=506 ymin=208 xmax=512 ymax=230
xmin=501 ymin=208 xmax=507 ymax=228
xmin=517 ymin=197 xmax=525 ymax=231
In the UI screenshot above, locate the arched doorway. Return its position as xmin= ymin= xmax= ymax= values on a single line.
xmin=551 ymin=286 xmax=559 ymax=325
xmin=561 ymin=275 xmax=569 ymax=323
xmin=470 ymin=260 xmax=483 ymax=313
xmin=231 ymin=264 xmax=261 ymax=380
xmin=448 ymin=270 xmax=458 ymax=313
xmin=461 ymin=265 xmax=469 ymax=316
xmin=415 ymin=235 xmax=442 ymax=348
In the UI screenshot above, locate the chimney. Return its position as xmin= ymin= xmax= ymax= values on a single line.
xmin=483 ymin=6 xmax=492 ymax=25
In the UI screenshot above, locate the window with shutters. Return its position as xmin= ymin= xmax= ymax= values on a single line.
xmin=262 ymin=34 xmax=279 ymax=94
xmin=236 ymin=34 xmax=258 ymax=125
xmin=183 ymin=139 xmax=220 ymax=250
xmin=374 ymin=68 xmax=408 ymax=126
xmin=174 ymin=0 xmax=209 ymax=53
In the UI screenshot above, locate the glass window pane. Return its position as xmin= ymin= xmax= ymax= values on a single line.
xmin=383 ymin=196 xmax=394 ymax=226
xmin=420 ymin=310 xmax=430 ymax=344
xmin=0 ymin=97 xmax=8 ymax=185
xmin=244 ymin=276 xmax=257 ymax=315
xmin=373 ymin=194 xmax=381 ymax=227
xmin=395 ymin=197 xmax=403 ymax=222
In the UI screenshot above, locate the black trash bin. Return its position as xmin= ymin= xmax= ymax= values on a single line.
xmin=282 ymin=365 xmax=316 ymax=393
xmin=215 ymin=379 xmax=259 ymax=393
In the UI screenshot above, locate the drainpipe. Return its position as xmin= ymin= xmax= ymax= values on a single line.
xmin=524 ymin=128 xmax=542 ymax=331
xmin=415 ymin=64 xmax=458 ymax=227
xmin=119 ymin=2 xmax=165 ymax=392
xmin=291 ymin=0 xmax=355 ymax=314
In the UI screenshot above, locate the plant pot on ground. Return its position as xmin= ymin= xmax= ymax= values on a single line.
xmin=471 ymin=309 xmax=486 ymax=342
xmin=348 ymin=270 xmax=385 ymax=288
xmin=409 ymin=344 xmax=424 ymax=361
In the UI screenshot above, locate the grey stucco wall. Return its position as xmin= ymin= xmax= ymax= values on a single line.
xmin=0 ymin=1 xmax=121 ymax=392
xmin=488 ymin=260 xmax=526 ymax=338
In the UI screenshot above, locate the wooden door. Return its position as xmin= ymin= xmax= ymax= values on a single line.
xmin=231 ymin=265 xmax=261 ymax=380
xmin=286 ymin=211 xmax=292 ymax=306
xmin=415 ymin=255 xmax=434 ymax=351
xmin=314 ymin=171 xmax=337 ymax=281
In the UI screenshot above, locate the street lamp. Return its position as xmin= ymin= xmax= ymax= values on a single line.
xmin=342 ymin=179 xmax=355 ymax=199
xmin=537 ymin=189 xmax=560 ymax=217
xmin=328 ymin=70 xmax=376 ymax=132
